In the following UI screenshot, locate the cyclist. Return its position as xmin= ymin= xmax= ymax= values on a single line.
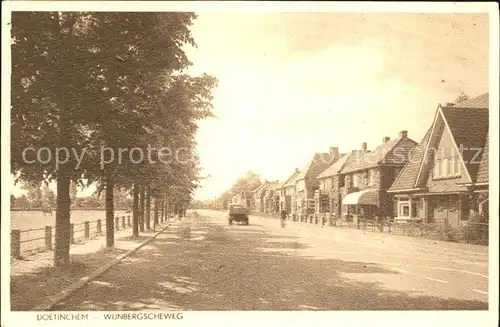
xmin=280 ymin=209 xmax=288 ymax=228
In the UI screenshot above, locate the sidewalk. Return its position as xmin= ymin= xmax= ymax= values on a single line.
xmin=10 ymin=220 xmax=175 ymax=311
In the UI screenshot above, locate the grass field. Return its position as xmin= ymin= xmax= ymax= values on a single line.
xmin=11 ymin=210 xmax=132 ymax=255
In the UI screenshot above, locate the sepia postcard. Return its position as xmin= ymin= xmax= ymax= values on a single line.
xmin=1 ymin=1 xmax=499 ymax=327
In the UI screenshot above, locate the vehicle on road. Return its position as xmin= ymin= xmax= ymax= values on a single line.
xmin=228 ymin=204 xmax=249 ymax=225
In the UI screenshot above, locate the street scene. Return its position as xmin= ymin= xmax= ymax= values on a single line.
xmin=16 ymin=211 xmax=489 ymax=311
xmin=3 ymin=3 xmax=497 ymax=326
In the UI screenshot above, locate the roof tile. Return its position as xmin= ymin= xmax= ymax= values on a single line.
xmin=389 ymin=128 xmax=432 ymax=191
xmin=441 ymin=105 xmax=488 ymax=181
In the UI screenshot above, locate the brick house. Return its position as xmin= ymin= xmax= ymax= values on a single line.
xmin=339 ymin=132 xmax=419 ymax=223
xmin=316 ymin=150 xmax=361 ymax=218
xmin=231 ymin=190 xmax=253 ymax=208
xmin=277 ymin=168 xmax=301 ymax=215
xmin=388 ymin=93 xmax=489 ymax=228
xmin=263 ymin=180 xmax=280 ymax=213
xmin=293 ymin=152 xmax=336 ymax=221
xmin=252 ymin=181 xmax=272 ymax=212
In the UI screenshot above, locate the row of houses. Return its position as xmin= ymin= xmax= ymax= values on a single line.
xmin=249 ymin=93 xmax=490 ymax=229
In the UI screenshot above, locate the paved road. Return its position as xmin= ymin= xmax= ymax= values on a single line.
xmin=53 ymin=210 xmax=489 ymax=310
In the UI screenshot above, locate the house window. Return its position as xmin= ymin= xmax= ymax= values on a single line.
xmin=434 ymin=155 xmax=462 ymax=179
xmin=454 ymin=157 xmax=461 ymax=176
xmin=401 ymin=205 xmax=410 ymax=217
xmin=368 ymin=170 xmax=376 ymax=186
xmin=353 ymin=174 xmax=359 ymax=188
xmin=339 ymin=176 xmax=345 ymax=187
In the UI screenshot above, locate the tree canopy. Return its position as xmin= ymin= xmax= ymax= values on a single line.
xmin=11 ymin=12 xmax=217 ymax=267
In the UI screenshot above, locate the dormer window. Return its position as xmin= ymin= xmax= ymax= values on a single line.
xmin=433 ymin=152 xmax=461 ymax=179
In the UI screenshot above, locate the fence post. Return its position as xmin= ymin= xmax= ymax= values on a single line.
xmin=45 ymin=226 xmax=53 ymax=250
xmin=11 ymin=229 xmax=21 ymax=259
xmin=70 ymin=223 xmax=74 ymax=244
xmin=115 ymin=217 xmax=119 ymax=231
xmin=127 ymin=215 xmax=131 ymax=227
xmin=84 ymin=221 xmax=90 ymax=239
xmin=97 ymin=219 xmax=102 ymax=235
xmin=122 ymin=216 xmax=126 ymax=229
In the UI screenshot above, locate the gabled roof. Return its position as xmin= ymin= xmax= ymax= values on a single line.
xmin=316 ymin=153 xmax=352 ymax=179
xmin=342 ymin=137 xmax=418 ymax=174
xmin=264 ymin=181 xmax=280 ymax=196
xmin=251 ymin=182 xmax=266 ymax=193
xmin=389 ymin=128 xmax=432 ymax=191
xmin=389 ymin=92 xmax=489 ymax=192
xmin=476 ymin=134 xmax=489 ymax=184
xmin=440 ymin=105 xmax=488 ymax=181
xmin=452 ymin=93 xmax=488 ymax=109
xmin=283 ymin=169 xmax=302 ymax=188
xmin=294 ymin=152 xmax=330 ymax=181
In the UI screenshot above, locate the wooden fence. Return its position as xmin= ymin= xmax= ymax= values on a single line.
xmin=269 ymin=212 xmax=489 ymax=245
xmin=11 ymin=213 xmax=171 ymax=259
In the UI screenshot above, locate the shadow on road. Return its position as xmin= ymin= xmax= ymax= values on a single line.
xmin=30 ymin=217 xmax=488 ymax=311
xmin=11 ymin=248 xmax=129 ymax=311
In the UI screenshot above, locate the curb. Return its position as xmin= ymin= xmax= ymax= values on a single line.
xmin=31 ymin=220 xmax=178 ymax=311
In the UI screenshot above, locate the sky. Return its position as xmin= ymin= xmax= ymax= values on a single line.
xmin=9 ymin=12 xmax=489 ymax=200
xmin=187 ymin=12 xmax=489 ymax=200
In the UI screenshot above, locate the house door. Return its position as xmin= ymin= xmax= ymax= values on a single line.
xmin=446 ymin=195 xmax=460 ymax=228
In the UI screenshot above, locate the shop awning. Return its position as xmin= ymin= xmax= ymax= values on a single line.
xmin=342 ymin=189 xmax=378 ymax=205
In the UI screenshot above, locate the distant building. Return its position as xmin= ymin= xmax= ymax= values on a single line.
xmin=276 ymin=168 xmax=301 ymax=215
xmin=292 ymin=151 xmax=338 ymax=221
xmin=263 ymin=180 xmax=280 ymax=213
xmin=339 ymin=131 xmax=418 ymax=223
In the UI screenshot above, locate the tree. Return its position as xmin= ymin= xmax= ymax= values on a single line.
xmin=41 ymin=184 xmax=56 ymax=208
xmin=454 ymin=91 xmax=470 ymax=104
xmin=11 ymin=12 xmax=97 ymax=267
xmin=11 ymin=12 xmax=217 ymax=263
xmin=231 ymin=171 xmax=261 ymax=195
xmin=21 ymin=181 xmax=43 ymax=209
xmin=70 ymin=181 xmax=78 ymax=205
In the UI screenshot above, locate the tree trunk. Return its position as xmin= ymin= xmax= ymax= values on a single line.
xmin=145 ymin=185 xmax=151 ymax=230
xmin=165 ymin=197 xmax=170 ymax=218
xmin=54 ymin=169 xmax=71 ymax=268
xmin=132 ymin=183 xmax=139 ymax=237
xmin=139 ymin=184 xmax=145 ymax=232
xmin=165 ymin=195 xmax=168 ymax=221
xmin=154 ymin=197 xmax=159 ymax=225
xmin=105 ymin=173 xmax=114 ymax=249
xmin=160 ymin=199 xmax=165 ymax=223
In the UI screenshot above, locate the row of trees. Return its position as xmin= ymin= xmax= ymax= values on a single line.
xmin=216 ymin=171 xmax=262 ymax=209
xmin=11 ymin=12 xmax=217 ymax=267
xmin=11 ymin=186 xmax=132 ymax=211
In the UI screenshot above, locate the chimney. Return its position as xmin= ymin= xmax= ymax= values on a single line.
xmin=361 ymin=142 xmax=367 ymax=152
xmin=329 ymin=146 xmax=339 ymax=162
xmin=295 ymin=168 xmax=299 ymax=173
xmin=383 ymin=136 xmax=390 ymax=143
xmin=399 ymin=130 xmax=408 ymax=139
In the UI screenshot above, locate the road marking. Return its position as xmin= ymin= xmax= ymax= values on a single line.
xmin=310 ymin=246 xmax=487 ymax=267
xmin=425 ymin=277 xmax=449 ymax=284
xmin=367 ymin=260 xmax=488 ymax=279
xmin=473 ymin=289 xmax=488 ymax=295
xmin=427 ymin=267 xmax=489 ymax=279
